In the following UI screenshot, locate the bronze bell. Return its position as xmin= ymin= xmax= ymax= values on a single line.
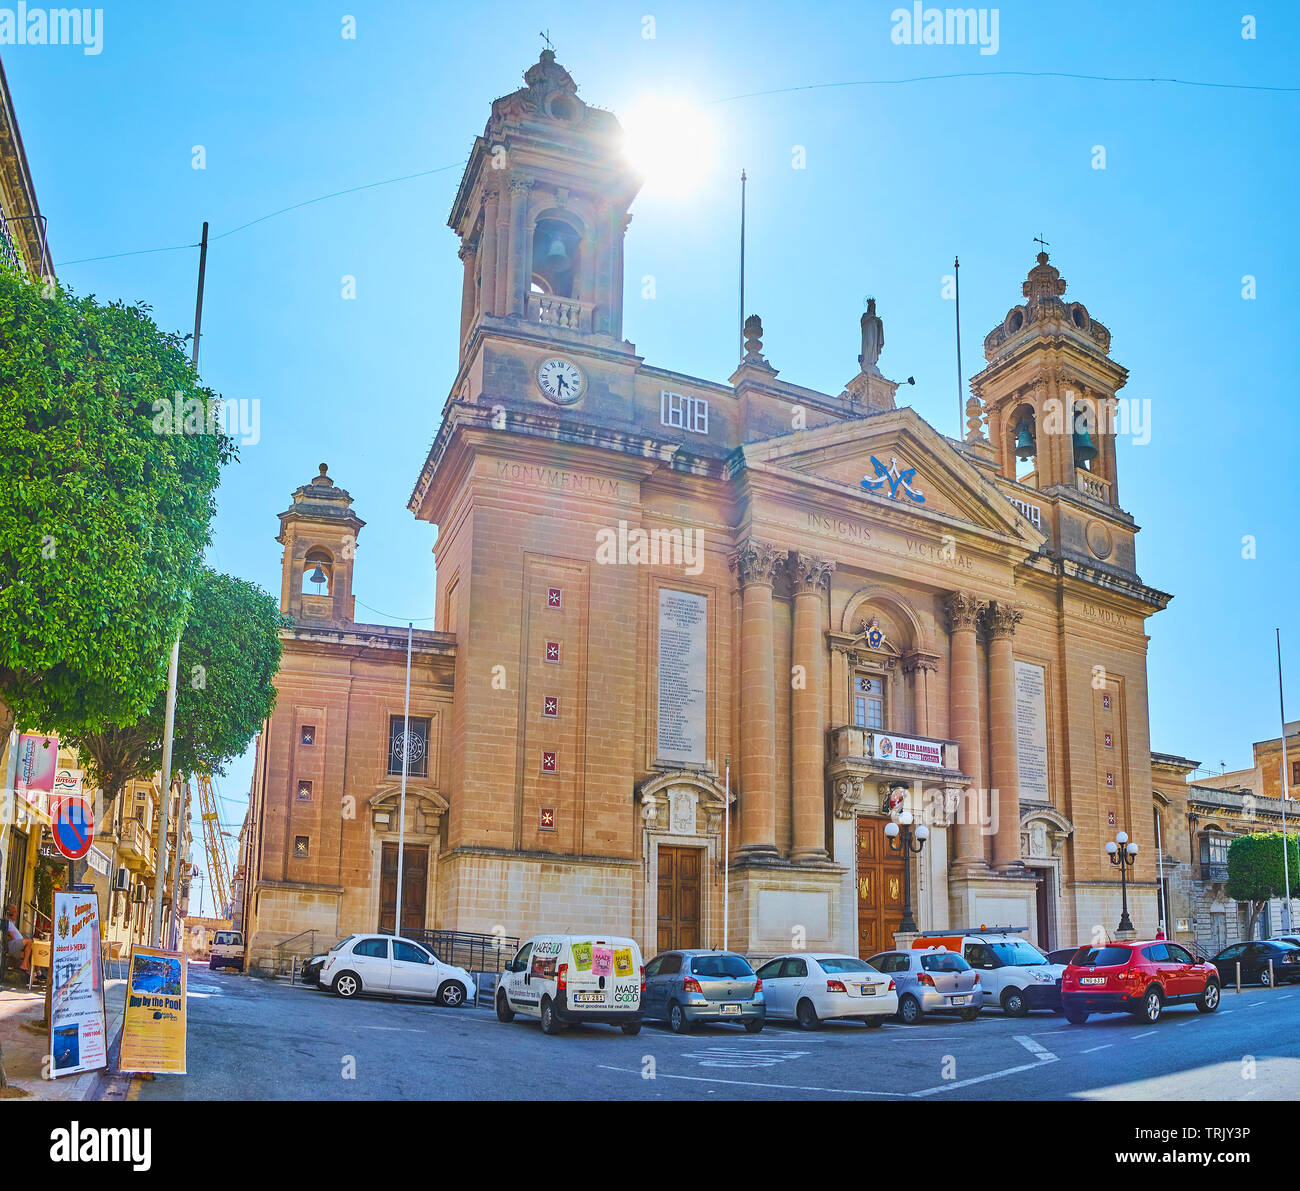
xmin=1073 ymin=427 xmax=1099 ymax=466
xmin=546 ymin=233 xmax=568 ymax=261
xmin=1013 ymin=422 xmax=1036 ymax=460
xmin=308 ymin=564 xmax=327 ymax=587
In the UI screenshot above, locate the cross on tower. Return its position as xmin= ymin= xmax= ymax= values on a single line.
xmin=1033 ymin=234 xmax=1051 ymax=254
xmin=539 ymin=29 xmax=554 ymax=51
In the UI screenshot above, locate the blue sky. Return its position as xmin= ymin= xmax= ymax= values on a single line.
xmin=7 ymin=1 xmax=1298 ymax=908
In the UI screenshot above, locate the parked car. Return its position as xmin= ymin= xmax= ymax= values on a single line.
xmin=496 ymin=935 xmax=643 ymax=1036
xmin=1061 ymin=940 xmax=1219 ymax=1024
xmin=1210 ymin=940 xmax=1300 ymax=987
xmin=1048 ymin=947 xmax=1083 ymax=966
xmin=209 ymin=930 xmax=244 ymax=972
xmin=752 ymin=953 xmax=897 ymax=1029
xmin=915 ymin=929 xmax=1063 ymax=1015
xmin=299 ymin=953 xmax=327 ymax=986
xmin=318 ymin=933 xmax=476 ymax=1007
xmin=869 ymin=948 xmax=982 ymax=1024
xmin=643 ymin=950 xmax=764 ymax=1033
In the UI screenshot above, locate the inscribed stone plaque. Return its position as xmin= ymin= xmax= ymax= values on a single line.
xmin=657 ymin=589 xmax=707 ymax=764
xmin=1014 ymin=660 xmax=1049 ymax=801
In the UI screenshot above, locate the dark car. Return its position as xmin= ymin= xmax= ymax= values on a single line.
xmin=1048 ymin=947 xmax=1083 ymax=966
xmin=300 ymin=954 xmax=328 ymax=986
xmin=1211 ymin=940 xmax=1300 ymax=987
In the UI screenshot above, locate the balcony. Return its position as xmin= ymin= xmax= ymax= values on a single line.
xmin=117 ymin=819 xmax=149 ymax=866
xmin=827 ymin=727 xmax=963 ymax=819
xmin=1075 ymin=470 xmax=1110 ymax=503
xmin=527 ymin=292 xmax=595 ymax=334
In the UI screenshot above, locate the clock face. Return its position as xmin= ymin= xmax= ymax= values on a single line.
xmin=536 ymin=358 xmax=585 ymax=405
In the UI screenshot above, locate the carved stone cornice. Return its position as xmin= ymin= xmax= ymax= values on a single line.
xmin=728 ymin=540 xmax=783 ymax=589
xmin=457 ymin=242 xmax=476 ymax=262
xmin=985 ymin=600 xmax=1023 ymax=641
xmin=833 ymin=774 xmax=866 ymax=820
xmin=508 ymin=174 xmax=535 ymax=196
xmin=788 ymin=552 xmax=835 ymax=596
xmin=902 ymin=651 xmax=941 ymax=676
xmin=944 ymin=590 xmax=987 ymax=635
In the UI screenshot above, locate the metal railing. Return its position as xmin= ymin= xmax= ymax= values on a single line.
xmin=273 ymin=928 xmax=320 ymax=982
xmin=379 ymin=928 xmax=518 ymax=977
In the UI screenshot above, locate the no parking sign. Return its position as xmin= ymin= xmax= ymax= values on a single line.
xmin=50 ymin=794 xmax=94 ymax=862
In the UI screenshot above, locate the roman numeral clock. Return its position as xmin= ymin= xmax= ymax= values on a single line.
xmin=536 ymin=357 xmax=585 ymax=405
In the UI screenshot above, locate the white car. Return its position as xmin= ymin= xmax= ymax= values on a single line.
xmin=752 ymin=953 xmax=898 ymax=1029
xmin=318 ymin=933 xmax=476 ymax=1008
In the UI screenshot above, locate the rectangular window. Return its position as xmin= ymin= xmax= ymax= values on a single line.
xmin=1292 ymin=759 xmax=1300 ymax=788
xmin=853 ymin=675 xmax=885 ymax=730
xmin=300 ymin=725 xmax=315 ymax=746
xmin=388 ymin=715 xmax=430 ymax=778
xmin=1199 ymin=835 xmax=1231 ymax=868
xmin=660 ymin=390 xmax=709 ymax=434
xmin=296 ymin=780 xmax=312 ymax=802
xmin=293 ymin=835 xmax=310 ymax=858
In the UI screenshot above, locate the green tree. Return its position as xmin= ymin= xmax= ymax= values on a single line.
xmin=1225 ymin=832 xmax=1300 ymax=939
xmin=0 ymin=260 xmax=232 ymax=741
xmin=70 ymin=566 xmax=286 ymax=813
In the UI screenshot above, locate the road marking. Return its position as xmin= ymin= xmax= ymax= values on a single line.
xmin=1014 ymin=1035 xmax=1056 ymax=1061
xmin=1249 ymin=1001 xmax=1266 ymax=1007
xmin=1132 ymin=1030 xmax=1157 ymax=1038
xmin=912 ymin=1055 xmax=1058 ymax=1097
xmin=596 ymin=1064 xmax=907 ymax=1096
xmin=359 ymin=1026 xmax=423 ymax=1033
xmin=680 ymin=1047 xmax=809 ymax=1069
xmin=1081 ymin=1044 xmax=1113 ymax=1053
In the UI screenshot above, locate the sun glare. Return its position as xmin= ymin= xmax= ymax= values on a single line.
xmin=621 ymin=96 xmax=716 ymax=196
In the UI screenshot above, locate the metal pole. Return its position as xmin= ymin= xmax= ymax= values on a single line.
xmin=954 ymin=255 xmax=964 ymax=437
xmin=167 ymin=780 xmax=189 ymax=949
xmin=393 ymin=623 xmax=413 ymax=937
xmin=192 ymin=222 xmax=208 ymax=366
xmin=723 ymin=755 xmax=730 ymax=951
xmin=738 ymin=171 xmax=746 ymax=363
xmin=1277 ymin=629 xmax=1294 ymax=933
xmin=150 ymin=640 xmax=180 ymax=947
xmin=1156 ymin=813 xmax=1166 ymax=936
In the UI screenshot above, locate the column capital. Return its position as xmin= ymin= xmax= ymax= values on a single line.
xmin=985 ymin=600 xmax=1023 ymax=641
xmin=902 ymin=651 xmax=941 ymax=676
xmin=788 ymin=551 xmax=835 ymax=595
xmin=457 ymin=242 xmax=477 ymax=262
xmin=944 ymin=590 xmax=987 ymax=634
xmin=508 ymin=174 xmax=536 ymax=195
xmin=481 ymin=184 xmax=500 ymax=203
xmin=729 ymin=540 xmax=783 ymax=589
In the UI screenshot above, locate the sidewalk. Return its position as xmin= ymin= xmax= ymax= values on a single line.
xmin=0 ymin=966 xmax=129 ymax=1101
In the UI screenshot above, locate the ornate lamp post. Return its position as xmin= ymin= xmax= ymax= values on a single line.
xmin=1105 ymin=831 xmax=1139 ymax=935
xmin=884 ymin=796 xmax=930 ymax=934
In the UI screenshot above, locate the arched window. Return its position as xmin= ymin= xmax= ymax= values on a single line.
xmin=302 ymin=549 xmax=333 ymax=596
xmin=531 ymin=217 xmax=580 ymax=299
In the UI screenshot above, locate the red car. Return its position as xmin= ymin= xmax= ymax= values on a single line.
xmin=1061 ymin=941 xmax=1220 ymax=1025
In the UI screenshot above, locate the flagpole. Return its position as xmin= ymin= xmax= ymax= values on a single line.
xmin=954 ymin=255 xmax=964 ymax=437
xmin=1277 ymin=629 xmax=1294 ymax=932
xmin=723 ymin=755 xmax=730 ymax=951
xmin=738 ymin=171 xmax=747 ymax=363
xmin=394 ymin=623 xmax=413 ymax=938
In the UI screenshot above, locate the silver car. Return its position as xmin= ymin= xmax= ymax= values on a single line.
xmin=868 ymin=949 xmax=982 ymax=1024
xmin=642 ymin=950 xmax=765 ymax=1033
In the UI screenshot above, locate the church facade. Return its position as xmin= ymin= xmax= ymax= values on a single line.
xmin=241 ymin=51 xmax=1172 ymax=971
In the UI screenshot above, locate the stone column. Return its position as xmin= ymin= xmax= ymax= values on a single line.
xmin=985 ymin=600 xmax=1024 ymax=870
xmin=904 ymin=653 xmax=939 ymax=737
xmin=789 ymin=552 xmax=834 ymax=863
xmin=945 ymin=591 xmax=987 ymax=869
xmin=505 ymin=176 xmax=533 ymax=318
xmin=729 ymin=540 xmax=782 ymax=858
xmin=457 ymin=242 xmax=477 ymax=351
xmin=478 ymin=187 xmax=499 ymax=318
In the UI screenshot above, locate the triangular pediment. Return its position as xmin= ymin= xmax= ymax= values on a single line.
xmin=741 ymin=407 xmax=1044 ymax=545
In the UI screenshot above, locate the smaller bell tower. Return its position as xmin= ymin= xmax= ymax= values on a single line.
xmin=276 ymin=464 xmax=366 ymax=626
xmin=969 ymin=251 xmax=1128 ymax=508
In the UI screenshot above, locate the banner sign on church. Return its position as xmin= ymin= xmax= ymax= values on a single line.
xmin=871 ymin=732 xmax=943 ymax=768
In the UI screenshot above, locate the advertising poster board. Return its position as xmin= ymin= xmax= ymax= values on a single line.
xmin=48 ymin=890 xmax=107 ymax=1077
xmin=119 ymin=945 xmax=188 ymax=1074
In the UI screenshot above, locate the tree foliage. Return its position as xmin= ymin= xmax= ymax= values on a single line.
xmin=1226 ymin=832 xmax=1300 ymax=938
xmin=0 ymin=259 xmax=232 ymax=740
xmin=70 ymin=566 xmax=285 ymax=808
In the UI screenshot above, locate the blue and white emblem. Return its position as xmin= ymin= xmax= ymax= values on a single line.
xmin=861 ymin=455 xmax=925 ymax=504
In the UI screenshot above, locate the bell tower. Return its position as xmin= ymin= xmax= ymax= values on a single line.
xmin=276 ymin=464 xmax=365 ymax=627
xmin=969 ymin=251 xmax=1128 ymax=508
xmin=447 ymin=49 xmax=642 ymax=359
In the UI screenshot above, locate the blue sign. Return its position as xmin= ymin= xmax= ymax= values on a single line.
xmin=51 ymin=796 xmax=93 ymax=861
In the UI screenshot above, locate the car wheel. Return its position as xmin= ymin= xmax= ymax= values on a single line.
xmin=1064 ymin=1008 xmax=1089 ymax=1025
xmin=437 ymin=981 xmax=467 ymax=1008
xmin=796 ymin=998 xmax=822 ymax=1030
xmin=898 ymin=994 xmax=923 ymax=1025
xmin=744 ymin=1018 xmax=764 ymax=1034
xmin=540 ymin=996 xmax=562 ymax=1035
xmin=668 ymin=1001 xmax=692 ymax=1034
xmin=1197 ymin=979 xmax=1220 ymax=1013
xmin=864 ymin=1016 xmax=886 ymax=1028
xmin=1000 ymin=987 xmax=1029 ymax=1017
xmin=621 ymin=1021 xmax=642 ymax=1036
xmin=209 ymin=960 xmax=219 ymax=970
xmin=495 ymin=990 xmax=515 ymax=1023
xmin=333 ymin=971 xmax=361 ymax=999
xmin=1259 ymin=967 xmax=1272 ymax=987
xmin=1141 ymin=986 xmax=1163 ymax=1024
xmin=961 ymin=1007 xmax=981 ymax=1022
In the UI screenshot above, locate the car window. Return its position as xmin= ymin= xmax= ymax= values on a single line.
xmin=987 ymin=940 xmax=1050 ymax=966
xmin=1143 ymin=944 xmax=1168 ymax=962
xmin=659 ymin=953 xmax=682 ymax=976
xmin=644 ymin=956 xmax=663 ymax=978
xmin=817 ymin=957 xmax=874 ymax=974
xmin=1074 ymin=946 xmax=1131 ymax=967
xmin=781 ymin=958 xmax=808 ymax=979
xmin=329 ymin=935 xmax=356 ymax=953
xmin=874 ymin=954 xmax=904 ymax=973
xmin=754 ymin=958 xmax=784 ymax=980
xmin=353 ymin=938 xmax=389 ymax=959
xmin=690 ymin=954 xmax=755 ymax=979
xmin=921 ymin=952 xmax=969 ymax=973
xmin=1165 ymin=944 xmax=1194 ymax=965
xmin=512 ymin=943 xmax=533 ymax=973
xmin=393 ymin=941 xmax=430 ymax=964
xmin=1216 ymin=944 xmax=1244 ymax=960
xmin=963 ymin=944 xmax=992 ymax=966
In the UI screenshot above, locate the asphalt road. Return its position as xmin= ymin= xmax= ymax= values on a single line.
xmin=132 ymin=963 xmax=1300 ymax=1101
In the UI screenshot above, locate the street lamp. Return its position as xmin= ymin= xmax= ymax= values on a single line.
xmin=884 ymin=798 xmax=930 ymax=934
xmin=1105 ymin=830 xmax=1139 ymax=935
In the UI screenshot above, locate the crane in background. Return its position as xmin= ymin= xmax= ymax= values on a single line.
xmin=198 ymin=773 xmax=234 ymax=920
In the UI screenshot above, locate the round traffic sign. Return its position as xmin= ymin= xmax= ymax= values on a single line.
xmin=50 ymin=795 xmax=93 ymax=861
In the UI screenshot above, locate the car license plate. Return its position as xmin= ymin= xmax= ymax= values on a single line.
xmin=1080 ymin=977 xmax=1105 ymax=985
xmin=951 ymin=996 xmax=967 ymax=1005
xmin=721 ymin=1003 xmax=741 ymax=1014
xmin=572 ymin=991 xmax=604 ymax=1003
xmin=858 ymin=985 xmax=876 ymax=995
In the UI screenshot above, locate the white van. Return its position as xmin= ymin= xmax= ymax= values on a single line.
xmin=496 ymin=934 xmax=643 ymax=1035
xmin=209 ymin=929 xmax=244 ymax=972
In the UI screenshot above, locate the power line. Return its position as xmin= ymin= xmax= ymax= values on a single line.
xmin=353 ymin=597 xmax=438 ymax=623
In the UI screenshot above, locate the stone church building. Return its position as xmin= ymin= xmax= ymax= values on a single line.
xmin=241 ymin=51 xmax=1173 ymax=971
